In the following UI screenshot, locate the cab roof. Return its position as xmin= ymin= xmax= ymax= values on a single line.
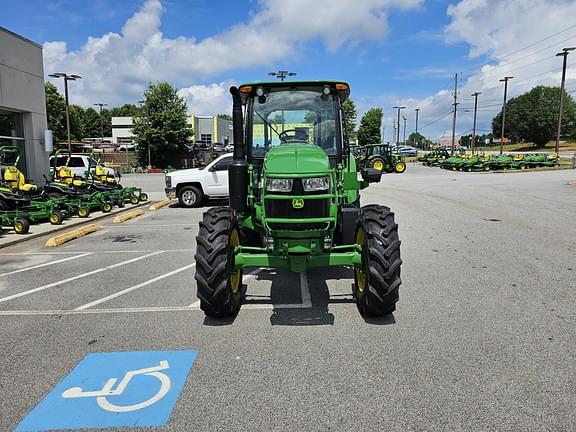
xmin=238 ymin=80 xmax=350 ymax=101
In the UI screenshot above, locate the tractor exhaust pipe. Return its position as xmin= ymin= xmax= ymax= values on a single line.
xmin=228 ymin=86 xmax=248 ymax=213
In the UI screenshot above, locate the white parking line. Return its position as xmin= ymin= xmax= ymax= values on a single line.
xmin=100 ymin=224 xmax=195 ymax=228
xmin=0 ymin=253 xmax=93 ymax=277
xmin=75 ymin=263 xmax=196 ymax=310
xmin=0 ymin=306 xmax=196 ymax=316
xmin=0 ymin=251 xmax=165 ymax=305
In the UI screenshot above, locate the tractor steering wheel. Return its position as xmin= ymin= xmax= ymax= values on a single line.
xmin=279 ymin=129 xmax=308 ymax=144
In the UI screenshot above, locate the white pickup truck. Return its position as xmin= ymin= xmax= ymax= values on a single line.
xmin=164 ymin=153 xmax=232 ymax=207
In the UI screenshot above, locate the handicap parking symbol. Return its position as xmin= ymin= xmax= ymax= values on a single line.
xmin=15 ymin=351 xmax=197 ymax=431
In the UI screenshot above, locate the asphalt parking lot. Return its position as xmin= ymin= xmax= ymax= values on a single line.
xmin=1 ymin=165 xmax=575 ymax=431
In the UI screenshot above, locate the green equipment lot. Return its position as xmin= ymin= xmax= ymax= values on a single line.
xmin=423 ymin=150 xmax=561 ymax=172
xmin=355 ymin=144 xmax=407 ymax=173
xmin=195 ymin=81 xmax=402 ymax=318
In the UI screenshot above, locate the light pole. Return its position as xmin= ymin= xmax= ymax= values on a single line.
xmin=139 ymin=100 xmax=151 ymax=169
xmin=393 ymin=106 xmax=405 ymax=147
xmin=471 ymin=92 xmax=481 ymax=154
xmin=402 ymin=116 xmax=407 ymax=145
xmin=414 ymin=108 xmax=420 ymax=147
xmin=499 ymin=76 xmax=513 ymax=155
xmin=49 ymin=73 xmax=82 ymax=153
xmin=555 ymin=47 xmax=575 ymax=154
xmin=93 ymin=103 xmax=108 ymax=146
xmin=268 ymin=71 xmax=297 ymax=82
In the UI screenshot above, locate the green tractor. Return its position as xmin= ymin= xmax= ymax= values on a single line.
xmin=194 ymin=81 xmax=402 ymax=318
xmin=357 ymin=144 xmax=406 ymax=173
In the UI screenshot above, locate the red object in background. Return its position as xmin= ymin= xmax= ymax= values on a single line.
xmin=147 ymin=168 xmax=162 ymax=173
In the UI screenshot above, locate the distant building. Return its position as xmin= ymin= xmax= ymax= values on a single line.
xmin=110 ymin=115 xmax=232 ymax=146
xmin=0 ymin=26 xmax=49 ymax=182
xmin=111 ymin=116 xmax=134 ymax=144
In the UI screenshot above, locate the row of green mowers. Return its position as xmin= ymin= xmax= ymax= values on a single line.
xmin=0 ymin=147 xmax=148 ymax=235
xmin=437 ymin=152 xmax=559 ymax=171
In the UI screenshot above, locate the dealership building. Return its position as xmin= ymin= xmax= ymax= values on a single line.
xmin=0 ymin=26 xmax=49 ymax=182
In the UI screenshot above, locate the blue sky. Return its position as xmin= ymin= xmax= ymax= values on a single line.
xmin=2 ymin=0 xmax=575 ymax=141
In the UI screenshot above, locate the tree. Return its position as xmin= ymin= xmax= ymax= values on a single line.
xmin=342 ymin=99 xmax=357 ymax=144
xmin=69 ymin=104 xmax=85 ymax=141
xmin=45 ymin=82 xmax=66 ymax=141
xmin=218 ymin=114 xmax=232 ymax=121
xmin=357 ymin=108 xmax=382 ymax=146
xmin=407 ymin=132 xmax=427 ymax=147
xmin=132 ymin=82 xmax=193 ymax=168
xmin=491 ymin=85 xmax=576 ymax=146
xmin=82 ymin=107 xmax=102 ymax=139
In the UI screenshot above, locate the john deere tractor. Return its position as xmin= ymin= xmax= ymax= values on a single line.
xmin=357 ymin=144 xmax=406 ymax=173
xmin=194 ymin=81 xmax=401 ymax=318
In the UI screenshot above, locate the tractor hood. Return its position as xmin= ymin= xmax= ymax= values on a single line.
xmin=264 ymin=144 xmax=330 ymax=175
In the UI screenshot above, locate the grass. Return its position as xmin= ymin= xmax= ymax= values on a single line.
xmin=475 ymin=141 xmax=576 ymax=153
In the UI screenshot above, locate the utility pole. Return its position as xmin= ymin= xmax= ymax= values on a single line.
xmin=94 ymin=103 xmax=108 ymax=145
xmin=555 ymin=47 xmax=575 ymax=154
xmin=402 ymin=116 xmax=407 ymax=145
xmin=499 ymin=76 xmax=514 ymax=155
xmin=393 ymin=106 xmax=405 ymax=147
xmin=268 ymin=70 xmax=297 ymax=82
xmin=471 ymin=92 xmax=481 ymax=155
xmin=414 ymin=108 xmax=420 ymax=147
xmin=48 ymin=73 xmax=82 ymax=153
xmin=451 ymin=73 xmax=458 ymax=155
xmin=139 ymin=99 xmax=151 ymax=169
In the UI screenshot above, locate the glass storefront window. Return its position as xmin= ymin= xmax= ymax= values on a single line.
xmin=0 ymin=109 xmax=26 ymax=174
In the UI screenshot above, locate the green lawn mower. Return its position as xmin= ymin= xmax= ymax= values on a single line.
xmin=195 ymin=81 xmax=402 ymax=318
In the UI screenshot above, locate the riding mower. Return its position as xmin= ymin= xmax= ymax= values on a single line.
xmin=356 ymin=144 xmax=406 ymax=173
xmin=0 ymin=146 xmax=69 ymax=227
xmin=422 ymin=148 xmax=450 ymax=166
xmin=194 ymin=81 xmax=402 ymax=318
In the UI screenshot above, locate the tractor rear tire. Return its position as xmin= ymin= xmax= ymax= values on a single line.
xmin=353 ymin=205 xmax=401 ymax=316
xmin=370 ymin=157 xmax=386 ymax=172
xmin=195 ymin=207 xmax=243 ymax=318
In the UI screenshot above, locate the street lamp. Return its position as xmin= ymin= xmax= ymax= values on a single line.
xmin=499 ymin=76 xmax=513 ymax=155
xmin=402 ymin=116 xmax=407 ymax=145
xmin=139 ymin=100 xmax=151 ymax=169
xmin=470 ymin=92 xmax=481 ymax=155
xmin=48 ymin=72 xmax=82 ymax=153
xmin=555 ymin=47 xmax=575 ymax=154
xmin=93 ymin=103 xmax=108 ymax=147
xmin=392 ymin=106 xmax=405 ymax=147
xmin=268 ymin=71 xmax=297 ymax=82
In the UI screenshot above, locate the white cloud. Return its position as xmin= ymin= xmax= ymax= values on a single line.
xmin=388 ymin=0 xmax=576 ymax=141
xmin=44 ymin=0 xmax=422 ymax=110
xmin=177 ymin=82 xmax=234 ymax=117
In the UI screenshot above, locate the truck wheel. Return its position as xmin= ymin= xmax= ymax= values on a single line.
xmin=394 ymin=161 xmax=406 ymax=173
xmin=353 ymin=205 xmax=401 ymax=316
xmin=195 ymin=207 xmax=243 ymax=318
xmin=370 ymin=157 xmax=386 ymax=171
xmin=178 ymin=186 xmax=203 ymax=208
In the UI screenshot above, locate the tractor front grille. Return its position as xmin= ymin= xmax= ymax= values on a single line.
xmin=265 ymin=198 xmax=330 ymax=219
xmin=268 ymin=222 xmax=329 ymax=231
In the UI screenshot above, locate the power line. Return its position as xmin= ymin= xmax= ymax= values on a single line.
xmin=498 ymin=23 xmax=576 ymax=60
xmin=418 ymin=111 xmax=453 ymax=131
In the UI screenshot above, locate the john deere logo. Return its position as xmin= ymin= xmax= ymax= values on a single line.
xmin=292 ymin=198 xmax=304 ymax=209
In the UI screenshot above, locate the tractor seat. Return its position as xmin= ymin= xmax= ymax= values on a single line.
xmin=95 ymin=165 xmax=117 ymax=184
xmin=3 ymin=166 xmax=38 ymax=192
xmin=57 ymin=167 xmax=86 ymax=187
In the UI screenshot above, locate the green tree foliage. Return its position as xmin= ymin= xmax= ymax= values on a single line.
xmin=82 ymin=107 xmax=103 ymax=138
xmin=357 ymin=108 xmax=382 ymax=146
xmin=342 ymin=99 xmax=357 ymax=144
xmin=69 ymin=105 xmax=85 ymax=140
xmin=132 ymin=82 xmax=193 ymax=167
xmin=407 ymin=132 xmax=430 ymax=148
xmin=45 ymin=82 xmax=66 ymax=141
xmin=218 ymin=114 xmax=232 ymax=121
xmin=491 ymin=86 xmax=576 ymax=146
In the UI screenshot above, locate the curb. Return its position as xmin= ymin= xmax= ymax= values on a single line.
xmin=149 ymin=199 xmax=173 ymax=211
xmin=45 ymin=224 xmax=100 ymax=247
xmin=113 ymin=209 xmax=144 ymax=224
xmin=0 ymin=201 xmax=150 ymax=250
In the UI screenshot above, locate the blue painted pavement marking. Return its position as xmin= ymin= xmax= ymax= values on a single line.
xmin=15 ymin=350 xmax=198 ymax=431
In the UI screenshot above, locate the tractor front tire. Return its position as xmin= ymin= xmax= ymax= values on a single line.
xmin=195 ymin=207 xmax=243 ymax=318
xmin=353 ymin=205 xmax=401 ymax=316
xmin=394 ymin=161 xmax=406 ymax=173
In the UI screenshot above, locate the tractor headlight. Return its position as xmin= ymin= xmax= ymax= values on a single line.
xmin=266 ymin=178 xmax=293 ymax=193
xmin=302 ymin=176 xmax=329 ymax=192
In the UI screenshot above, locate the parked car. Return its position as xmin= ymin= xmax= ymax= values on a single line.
xmin=393 ymin=146 xmax=419 ymax=156
xmin=164 ymin=153 xmax=233 ymax=207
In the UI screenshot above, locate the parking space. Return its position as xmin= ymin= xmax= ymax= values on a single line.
xmin=1 ymin=165 xmax=575 ymax=431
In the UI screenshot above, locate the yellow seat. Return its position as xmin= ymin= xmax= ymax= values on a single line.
xmin=57 ymin=167 xmax=86 ymax=187
xmin=3 ymin=166 xmax=38 ymax=192
xmin=95 ymin=165 xmax=117 ymax=184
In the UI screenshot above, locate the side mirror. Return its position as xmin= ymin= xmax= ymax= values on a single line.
xmin=361 ymin=168 xmax=382 ymax=183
